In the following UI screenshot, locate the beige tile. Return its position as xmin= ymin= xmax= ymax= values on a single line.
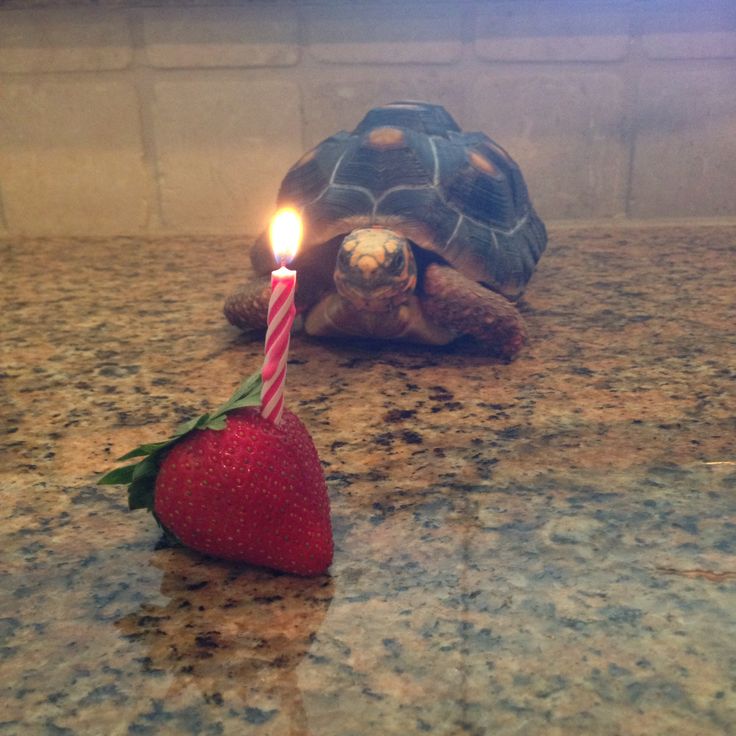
xmin=468 ymin=70 xmax=628 ymax=220
xmin=0 ymin=9 xmax=132 ymax=72
xmin=152 ymin=78 xmax=303 ymax=234
xmin=475 ymin=1 xmax=630 ymax=62
xmin=640 ymin=0 xmax=736 ymax=59
xmin=301 ymin=69 xmax=468 ymax=148
xmin=306 ymin=3 xmax=463 ymax=64
xmin=0 ymin=80 xmax=149 ymax=234
xmin=630 ymin=68 xmax=736 ymax=218
xmin=142 ymin=6 xmax=299 ymax=68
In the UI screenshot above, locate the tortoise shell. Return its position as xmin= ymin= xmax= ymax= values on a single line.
xmin=253 ymin=101 xmax=547 ymax=299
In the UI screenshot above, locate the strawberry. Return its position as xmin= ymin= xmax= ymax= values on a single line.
xmin=99 ymin=373 xmax=333 ymax=576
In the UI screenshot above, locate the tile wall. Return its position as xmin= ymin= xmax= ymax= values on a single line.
xmin=0 ymin=1 xmax=734 ymax=235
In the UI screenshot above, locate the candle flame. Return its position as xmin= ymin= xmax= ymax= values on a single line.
xmin=269 ymin=208 xmax=302 ymax=264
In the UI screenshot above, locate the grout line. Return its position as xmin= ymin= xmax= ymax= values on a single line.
xmin=0 ymin=181 xmax=8 ymax=231
xmin=622 ymin=6 xmax=647 ymax=220
xmin=295 ymin=3 xmax=309 ymax=154
xmin=128 ymin=8 xmax=166 ymax=231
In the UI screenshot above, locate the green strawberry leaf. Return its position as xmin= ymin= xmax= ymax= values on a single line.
xmin=116 ymin=441 xmax=171 ymax=461
xmin=221 ymin=395 xmax=261 ymax=412
xmin=98 ymin=463 xmax=139 ymax=486
xmin=98 ymin=370 xmax=263 ymax=517
xmin=174 ymin=416 xmax=204 ymax=437
xmin=132 ymin=455 xmax=159 ymax=481
xmin=210 ymin=372 xmax=263 ymax=420
xmin=206 ymin=415 xmax=228 ymax=431
xmin=128 ymin=476 xmax=156 ymax=511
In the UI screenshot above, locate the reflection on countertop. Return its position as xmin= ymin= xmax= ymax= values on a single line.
xmin=2 ymin=226 xmax=735 ymax=735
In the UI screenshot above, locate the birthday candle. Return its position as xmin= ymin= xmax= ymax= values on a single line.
xmin=260 ymin=209 xmax=301 ymax=424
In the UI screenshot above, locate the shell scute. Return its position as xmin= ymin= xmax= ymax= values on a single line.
xmin=376 ymin=188 xmax=460 ymax=248
xmin=449 ymin=215 xmax=542 ymax=299
xmin=303 ymin=187 xmax=375 ymax=240
xmin=353 ymin=100 xmax=461 ymax=137
xmin=333 ymin=128 xmax=436 ymax=198
xmin=279 ymin=131 xmax=351 ymax=207
xmin=439 ymin=133 xmax=522 ymax=230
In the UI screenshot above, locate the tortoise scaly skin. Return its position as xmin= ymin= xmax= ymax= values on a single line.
xmin=224 ymin=101 xmax=547 ymax=358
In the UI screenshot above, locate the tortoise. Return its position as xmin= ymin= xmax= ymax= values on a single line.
xmin=224 ymin=101 xmax=547 ymax=359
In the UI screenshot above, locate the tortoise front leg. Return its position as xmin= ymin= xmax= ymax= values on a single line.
xmin=224 ymin=270 xmax=332 ymax=333
xmin=224 ymin=278 xmax=272 ymax=331
xmin=421 ymin=263 xmax=527 ymax=359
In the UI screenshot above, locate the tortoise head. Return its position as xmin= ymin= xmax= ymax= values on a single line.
xmin=334 ymin=228 xmax=417 ymax=312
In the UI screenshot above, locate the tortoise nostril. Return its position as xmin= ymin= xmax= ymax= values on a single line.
xmin=357 ymin=257 xmax=380 ymax=276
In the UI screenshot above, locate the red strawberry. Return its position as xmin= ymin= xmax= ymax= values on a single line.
xmin=99 ymin=373 xmax=333 ymax=576
xmin=155 ymin=408 xmax=332 ymax=576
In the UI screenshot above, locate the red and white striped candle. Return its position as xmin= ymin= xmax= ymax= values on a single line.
xmin=260 ymin=209 xmax=302 ymax=425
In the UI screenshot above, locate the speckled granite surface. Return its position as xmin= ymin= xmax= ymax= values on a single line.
xmin=2 ymin=226 xmax=735 ymax=735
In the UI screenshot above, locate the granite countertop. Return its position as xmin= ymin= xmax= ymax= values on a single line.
xmin=2 ymin=226 xmax=735 ymax=735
